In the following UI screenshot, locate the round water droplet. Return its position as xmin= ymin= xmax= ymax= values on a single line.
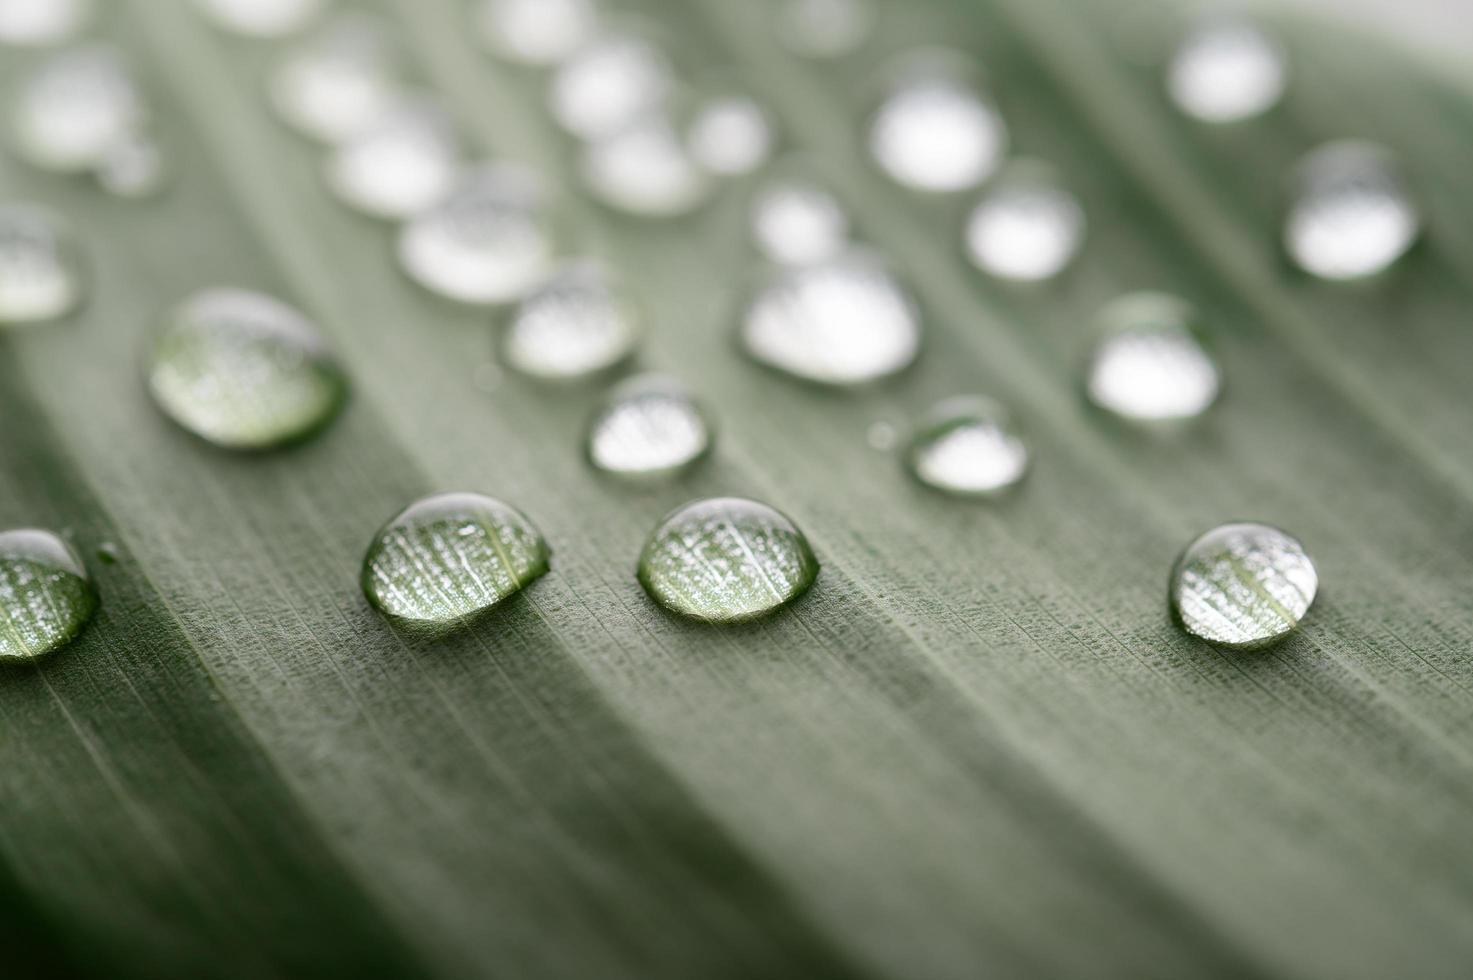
xmin=776 ymin=0 xmax=873 ymax=59
xmin=1086 ymin=292 xmax=1220 ymax=424
xmin=94 ymin=130 xmax=169 ymax=199
xmin=580 ymin=115 xmax=711 ymax=217
xmin=398 ymin=163 xmax=556 ymax=305
xmin=1170 ymin=522 xmax=1317 ymax=650
xmin=0 ymin=0 xmax=90 ymax=46
xmin=11 ymin=44 xmax=144 ymax=173
xmin=325 ymin=97 xmax=460 ymax=219
xmin=361 ymin=492 xmax=550 ymax=624
xmin=477 ymin=0 xmax=598 ymax=66
xmin=1285 ymin=141 xmax=1419 ymax=281
xmin=502 ymin=260 xmax=638 ymax=380
xmin=586 ymin=374 xmax=712 ymax=480
xmin=866 ymin=420 xmax=897 ymax=451
xmin=147 ymin=288 xmax=348 ymax=450
xmin=965 ymin=162 xmax=1085 ymax=282
xmin=908 ymin=396 xmax=1028 ymax=497
xmin=750 ymin=174 xmax=849 ymax=266
xmin=637 ymin=497 xmax=819 ymax=623
xmin=549 ymin=33 xmax=670 ymax=141
xmin=1167 ymin=16 xmax=1286 ymax=124
xmin=741 ymin=251 xmax=920 ymax=386
xmin=686 ymin=95 xmax=774 ymax=177
xmin=0 ymin=203 xmax=84 ymax=326
xmin=193 ymin=0 xmax=323 ymax=38
xmin=0 ymin=528 xmax=98 ymax=660
xmin=869 ymin=55 xmax=1006 ymax=193
xmin=270 ymin=13 xmax=401 ymax=144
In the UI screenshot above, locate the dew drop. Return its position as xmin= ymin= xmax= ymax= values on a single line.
xmin=750 ymin=175 xmax=849 ymax=266
xmin=1086 ymin=292 xmax=1220 ymax=424
xmin=0 ymin=203 xmax=84 ymax=326
xmin=549 ymin=33 xmax=671 ymax=141
xmin=270 ymin=13 xmax=401 ymax=144
xmin=398 ymin=163 xmax=556 ymax=305
xmin=477 ymin=0 xmax=598 ymax=67
xmin=0 ymin=528 xmax=98 ymax=660
xmin=193 ymin=0 xmax=324 ymax=38
xmin=869 ymin=56 xmax=1007 ymax=193
xmin=580 ymin=115 xmax=711 ymax=217
xmin=502 ymin=260 xmax=638 ymax=380
xmin=0 ymin=0 xmax=90 ymax=47
xmin=1171 ymin=522 xmax=1317 ymax=650
xmin=95 ymin=541 xmax=119 ymax=564
xmin=965 ymin=162 xmax=1085 ymax=282
xmin=94 ymin=130 xmax=169 ymax=199
xmin=1285 ymin=140 xmax=1419 ymax=281
xmin=147 ymin=288 xmax=348 ymax=450
xmin=908 ymin=396 xmax=1028 ymax=497
xmin=361 ymin=492 xmax=550 ymax=624
xmin=637 ymin=497 xmax=819 ymax=623
xmin=11 ymin=44 xmax=144 ymax=174
xmin=741 ymin=251 xmax=920 ymax=386
xmin=324 ymin=97 xmax=460 ymax=219
xmin=686 ymin=95 xmax=774 ymax=177
xmin=1167 ymin=16 xmax=1286 ymax=124
xmin=866 ymin=420 xmax=897 ymax=451
xmin=586 ymin=374 xmax=712 ymax=481
xmin=776 ymin=0 xmax=873 ymax=59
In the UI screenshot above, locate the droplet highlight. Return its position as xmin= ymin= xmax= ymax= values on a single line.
xmin=1171 ymin=522 xmax=1317 ymax=650
xmin=325 ymin=97 xmax=460 ymax=219
xmin=1086 ymin=292 xmax=1220 ymax=424
xmin=11 ymin=44 xmax=144 ymax=173
xmin=0 ymin=203 xmax=84 ymax=326
xmin=750 ymin=175 xmax=849 ymax=266
xmin=1285 ymin=141 xmax=1419 ymax=281
xmin=587 ymin=374 xmax=712 ymax=480
xmin=908 ymin=396 xmax=1028 ymax=497
xmin=477 ymin=0 xmax=598 ymax=67
xmin=502 ymin=260 xmax=639 ymax=380
xmin=1167 ymin=16 xmax=1286 ymax=124
xmin=869 ymin=56 xmax=1006 ymax=192
xmin=0 ymin=528 xmax=98 ymax=660
xmin=965 ymin=163 xmax=1085 ymax=282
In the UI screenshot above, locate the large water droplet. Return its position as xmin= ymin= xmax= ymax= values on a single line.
xmin=637 ymin=497 xmax=819 ymax=623
xmin=549 ymin=33 xmax=671 ymax=141
xmin=193 ymin=0 xmax=323 ymax=38
xmin=477 ymin=0 xmax=598 ymax=67
xmin=686 ymin=94 xmax=774 ymax=177
xmin=0 ymin=528 xmax=98 ymax=660
xmin=147 ymin=288 xmax=348 ymax=450
xmin=94 ymin=129 xmax=169 ymax=199
xmin=502 ymin=260 xmax=639 ymax=380
xmin=741 ymin=251 xmax=920 ymax=386
xmin=0 ymin=203 xmax=84 ymax=326
xmin=776 ymin=0 xmax=873 ymax=59
xmin=325 ymin=97 xmax=460 ymax=219
xmin=1167 ymin=16 xmax=1286 ymax=124
xmin=270 ymin=13 xmax=401 ymax=144
xmin=1171 ymin=522 xmax=1317 ymax=650
xmin=750 ymin=174 xmax=849 ymax=266
xmin=908 ymin=396 xmax=1029 ymax=497
xmin=965 ymin=162 xmax=1085 ymax=282
xmin=361 ymin=492 xmax=550 ymax=624
xmin=1285 ymin=141 xmax=1419 ymax=281
xmin=586 ymin=374 xmax=713 ymax=480
xmin=580 ymin=115 xmax=711 ymax=217
xmin=11 ymin=44 xmax=144 ymax=173
xmin=869 ymin=55 xmax=1007 ymax=193
xmin=1086 ymin=292 xmax=1220 ymax=424
xmin=0 ymin=0 xmax=90 ymax=46
xmin=398 ymin=163 xmax=556 ymax=305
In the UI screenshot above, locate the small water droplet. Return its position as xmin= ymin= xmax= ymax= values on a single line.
xmin=866 ymin=420 xmax=897 ymax=451
xmin=776 ymin=0 xmax=873 ymax=59
xmin=1167 ymin=16 xmax=1286 ymax=124
xmin=750 ymin=174 xmax=849 ymax=266
xmin=193 ymin=0 xmax=324 ymax=38
xmin=741 ymin=250 xmax=920 ymax=386
xmin=686 ymin=95 xmax=774 ymax=177
xmin=1086 ymin=292 xmax=1220 ymax=424
xmin=0 ymin=203 xmax=84 ymax=326
xmin=11 ymin=44 xmax=144 ymax=174
xmin=549 ymin=33 xmax=671 ymax=141
xmin=398 ymin=163 xmax=556 ymax=305
xmin=325 ymin=97 xmax=461 ymax=219
xmin=270 ymin=13 xmax=401 ymax=144
xmin=94 ymin=129 xmax=169 ymax=199
xmin=965 ymin=162 xmax=1085 ymax=282
xmin=1171 ymin=522 xmax=1317 ymax=650
xmin=0 ymin=0 xmax=90 ymax=46
xmin=637 ymin=497 xmax=819 ymax=623
xmin=95 ymin=541 xmax=120 ymax=564
xmin=477 ymin=0 xmax=598 ymax=66
xmin=361 ymin=492 xmax=550 ymax=624
xmin=580 ymin=114 xmax=711 ymax=217
xmin=907 ymin=396 xmax=1028 ymax=497
xmin=147 ymin=288 xmax=348 ymax=450
xmin=502 ymin=260 xmax=639 ymax=380
xmin=1285 ymin=140 xmax=1419 ymax=281
xmin=869 ymin=54 xmax=1007 ymax=193
xmin=586 ymin=374 xmax=713 ymax=480
xmin=0 ymin=528 xmax=98 ymax=660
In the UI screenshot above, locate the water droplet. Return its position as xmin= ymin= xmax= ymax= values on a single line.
xmin=580 ymin=115 xmax=711 ymax=217
xmin=750 ymin=174 xmax=849 ymax=266
xmin=0 ymin=0 xmax=90 ymax=46
xmin=965 ymin=162 xmax=1085 ymax=282
xmin=361 ymin=492 xmax=550 ymax=624
xmin=0 ymin=528 xmax=98 ymax=660
xmin=586 ymin=374 xmax=712 ymax=480
xmin=869 ymin=55 xmax=1007 ymax=193
xmin=147 ymin=288 xmax=348 ymax=450
xmin=95 ymin=541 xmax=119 ymax=564
xmin=776 ymin=0 xmax=873 ymax=59
xmin=686 ymin=95 xmax=774 ymax=177
xmin=1171 ymin=522 xmax=1317 ymax=650
xmin=866 ymin=420 xmax=897 ymax=451
xmin=637 ymin=497 xmax=818 ymax=623
xmin=1285 ymin=141 xmax=1419 ymax=281
xmin=907 ymin=396 xmax=1028 ymax=497
xmin=270 ymin=13 xmax=401 ymax=144
xmin=397 ymin=163 xmax=556 ymax=305
xmin=549 ymin=33 xmax=671 ymax=141
xmin=0 ymin=203 xmax=84 ymax=326
xmin=324 ymin=97 xmax=460 ymax=219
xmin=741 ymin=251 xmax=920 ymax=386
xmin=502 ymin=260 xmax=638 ymax=380
xmin=11 ymin=44 xmax=144 ymax=173
xmin=193 ymin=0 xmax=324 ymax=38
xmin=477 ymin=0 xmax=598 ymax=66
xmin=94 ymin=130 xmax=169 ymax=199
xmin=1167 ymin=16 xmax=1286 ymax=124
xmin=1086 ymin=293 xmax=1220 ymax=424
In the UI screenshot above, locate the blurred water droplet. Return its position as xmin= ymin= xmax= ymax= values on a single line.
xmin=362 ymin=492 xmax=549 ymax=624
xmin=477 ymin=0 xmax=598 ymax=66
xmin=908 ymin=396 xmax=1028 ymax=497
xmin=549 ymin=33 xmax=670 ymax=140
xmin=11 ymin=44 xmax=144 ymax=173
xmin=1086 ymin=292 xmax=1220 ymax=424
xmin=94 ymin=130 xmax=169 ymax=199
xmin=869 ymin=56 xmax=1006 ymax=192
xmin=965 ymin=162 xmax=1085 ymax=282
xmin=742 ymin=251 xmax=920 ymax=386
xmin=95 ymin=541 xmax=120 ymax=564
xmin=1285 ymin=140 xmax=1418 ymax=281
xmin=580 ymin=115 xmax=711 ymax=217
xmin=637 ymin=497 xmax=818 ymax=622
xmin=0 ymin=0 xmax=90 ymax=46
xmin=587 ymin=374 xmax=712 ymax=480
xmin=1171 ymin=522 xmax=1317 ymax=650
xmin=0 ymin=203 xmax=83 ymax=326
xmin=0 ymin=528 xmax=98 ymax=660
xmin=325 ymin=97 xmax=460 ymax=218
xmin=866 ymin=420 xmax=897 ymax=451
xmin=777 ymin=0 xmax=873 ymax=59
xmin=270 ymin=13 xmax=401 ymax=144
xmin=147 ymin=288 xmax=348 ymax=450
xmin=502 ymin=260 xmax=638 ymax=380
xmin=686 ymin=95 xmax=773 ymax=177
xmin=194 ymin=0 xmax=323 ymax=38
xmin=750 ymin=175 xmax=849 ymax=265
xmin=1167 ymin=16 xmax=1286 ymax=124
xmin=398 ymin=163 xmax=555 ymax=305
